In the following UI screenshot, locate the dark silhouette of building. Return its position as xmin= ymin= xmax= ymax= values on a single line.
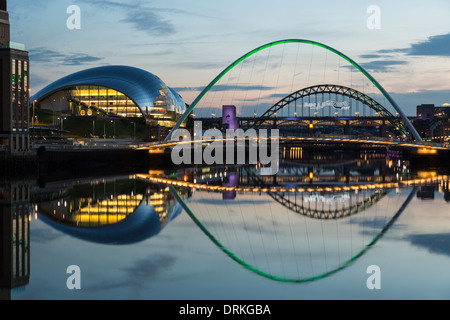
xmin=432 ymin=121 xmax=450 ymax=143
xmin=417 ymin=186 xmax=435 ymax=200
xmin=149 ymin=125 xmax=171 ymax=142
xmin=0 ymin=0 xmax=30 ymax=153
xmin=0 ymin=1 xmax=10 ymax=44
xmin=0 ymin=181 xmax=31 ymax=300
xmin=417 ymin=104 xmax=435 ymax=121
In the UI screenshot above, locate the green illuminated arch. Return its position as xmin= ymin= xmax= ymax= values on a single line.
xmin=165 ymin=39 xmax=422 ymax=142
xmin=170 ymin=185 xmax=417 ymax=283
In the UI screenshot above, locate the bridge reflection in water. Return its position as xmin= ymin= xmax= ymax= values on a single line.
xmin=3 ymin=149 xmax=450 ymax=299
xmin=135 ymin=149 xmax=450 ymax=283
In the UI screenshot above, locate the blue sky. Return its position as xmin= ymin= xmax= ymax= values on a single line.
xmin=9 ymin=0 xmax=450 ymax=115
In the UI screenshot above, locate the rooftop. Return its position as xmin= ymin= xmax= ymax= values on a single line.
xmin=0 ymin=41 xmax=26 ymax=51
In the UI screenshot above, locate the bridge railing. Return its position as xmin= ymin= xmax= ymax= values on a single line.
xmin=282 ymin=134 xmax=447 ymax=148
xmin=137 ymin=133 xmax=449 ymax=151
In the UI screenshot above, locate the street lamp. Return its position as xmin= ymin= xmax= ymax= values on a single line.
xmin=131 ymin=121 xmax=136 ymax=139
xmin=32 ymin=100 xmax=37 ymax=139
xmin=111 ymin=120 xmax=116 ymax=139
xmin=61 ymin=116 xmax=66 ymax=132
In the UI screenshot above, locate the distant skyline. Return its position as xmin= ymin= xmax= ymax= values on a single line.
xmin=9 ymin=0 xmax=450 ymax=115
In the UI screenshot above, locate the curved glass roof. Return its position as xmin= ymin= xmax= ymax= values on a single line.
xmin=38 ymin=199 xmax=183 ymax=245
xmin=31 ymin=65 xmax=186 ymax=116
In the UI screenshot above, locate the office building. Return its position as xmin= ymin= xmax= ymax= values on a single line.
xmin=416 ymin=104 xmax=435 ymax=121
xmin=0 ymin=0 xmax=30 ymax=153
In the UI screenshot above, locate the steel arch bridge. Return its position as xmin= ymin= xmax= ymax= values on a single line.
xmin=165 ymin=39 xmax=423 ymax=142
xmin=251 ymin=84 xmax=409 ymax=137
xmin=169 ymin=184 xmax=418 ymax=283
xmin=244 ymin=167 xmax=390 ymax=220
xmin=269 ymin=189 xmax=388 ymax=220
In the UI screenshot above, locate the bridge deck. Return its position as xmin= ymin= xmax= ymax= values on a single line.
xmin=136 ymin=135 xmax=450 ymax=151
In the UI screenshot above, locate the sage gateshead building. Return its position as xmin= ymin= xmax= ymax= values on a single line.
xmin=31 ymin=65 xmax=187 ymax=127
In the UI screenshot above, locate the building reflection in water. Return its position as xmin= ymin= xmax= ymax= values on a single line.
xmin=0 ymin=181 xmax=31 ymax=300
xmin=174 ymin=149 xmax=411 ymax=189
xmin=2 ymin=148 xmax=450 ymax=297
xmin=140 ymin=149 xmax=450 ymax=283
xmin=222 ymin=171 xmax=237 ymax=200
xmin=36 ymin=183 xmax=144 ymax=228
xmin=34 ymin=176 xmax=189 ymax=245
xmin=0 ymin=174 xmax=189 ymax=300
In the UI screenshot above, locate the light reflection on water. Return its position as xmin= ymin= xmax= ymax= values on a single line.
xmin=2 ymin=153 xmax=450 ymax=300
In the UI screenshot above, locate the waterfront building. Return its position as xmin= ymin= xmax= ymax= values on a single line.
xmin=31 ymin=66 xmax=187 ymax=128
xmin=0 ymin=0 xmax=30 ymax=154
xmin=416 ymin=104 xmax=435 ymax=121
xmin=435 ymin=103 xmax=450 ymax=118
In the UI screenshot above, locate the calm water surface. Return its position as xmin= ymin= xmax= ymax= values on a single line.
xmin=3 ymin=153 xmax=450 ymax=300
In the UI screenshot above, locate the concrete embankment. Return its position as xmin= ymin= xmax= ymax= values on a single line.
xmin=1 ymin=146 xmax=174 ymax=183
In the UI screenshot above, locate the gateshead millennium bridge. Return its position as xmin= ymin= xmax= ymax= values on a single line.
xmin=134 ymin=39 xmax=450 ymax=154
xmin=131 ymin=40 xmax=450 ymax=283
xmin=165 ymin=39 xmax=422 ymax=142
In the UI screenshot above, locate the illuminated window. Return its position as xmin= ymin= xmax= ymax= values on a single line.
xmin=70 ymin=85 xmax=143 ymax=118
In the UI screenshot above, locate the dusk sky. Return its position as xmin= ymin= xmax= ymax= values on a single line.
xmin=9 ymin=0 xmax=450 ymax=115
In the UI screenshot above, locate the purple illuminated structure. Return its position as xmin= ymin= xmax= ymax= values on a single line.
xmin=223 ymin=172 xmax=237 ymax=200
xmin=222 ymin=105 xmax=238 ymax=130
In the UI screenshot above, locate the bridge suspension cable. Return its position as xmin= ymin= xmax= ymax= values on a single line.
xmin=168 ymin=183 xmax=419 ymax=283
xmin=165 ymin=39 xmax=423 ymax=143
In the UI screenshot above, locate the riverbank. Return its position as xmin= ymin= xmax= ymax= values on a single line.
xmin=1 ymin=146 xmax=172 ymax=183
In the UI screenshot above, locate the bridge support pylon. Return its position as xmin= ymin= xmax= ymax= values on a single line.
xmin=344 ymin=121 xmax=351 ymax=135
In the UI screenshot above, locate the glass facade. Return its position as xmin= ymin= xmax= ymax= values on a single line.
xmin=11 ymin=57 xmax=28 ymax=132
xmin=66 ymin=85 xmax=142 ymax=118
xmin=39 ymin=193 xmax=144 ymax=228
xmin=12 ymin=203 xmax=29 ymax=282
xmin=32 ymin=66 xmax=187 ymax=127
xmin=0 ymin=182 xmax=30 ymax=293
xmin=0 ymin=0 xmax=30 ymax=154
